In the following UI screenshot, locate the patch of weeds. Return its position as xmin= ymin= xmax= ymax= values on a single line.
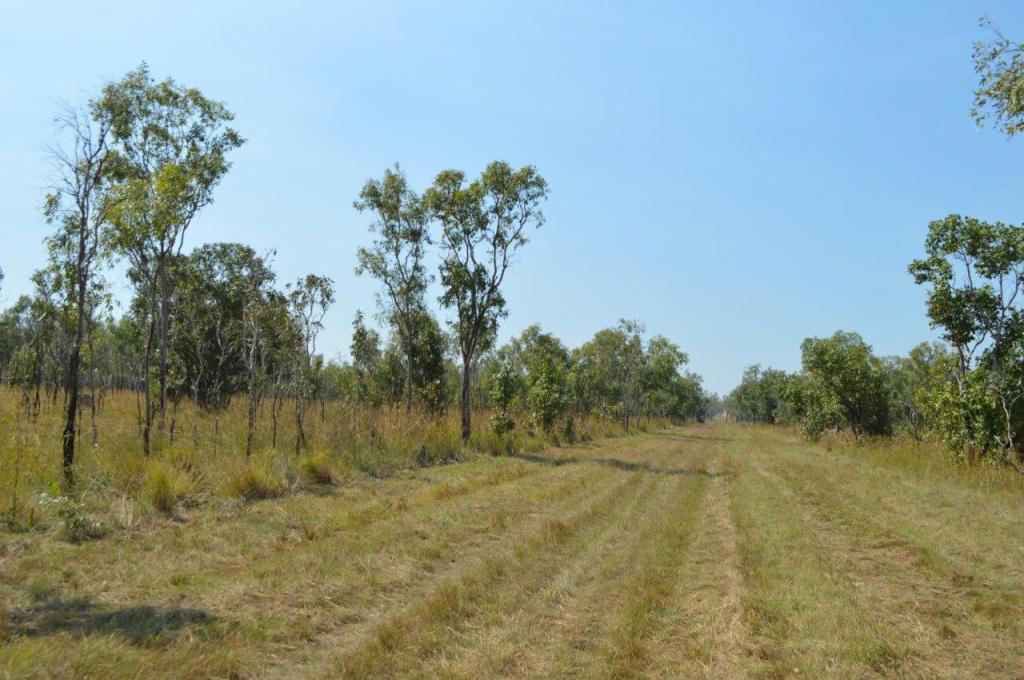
xmin=37 ymin=485 xmax=106 ymax=542
xmin=26 ymin=574 xmax=57 ymax=602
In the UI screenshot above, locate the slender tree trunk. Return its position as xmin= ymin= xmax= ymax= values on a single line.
xmin=295 ymin=386 xmax=305 ymax=454
xmin=142 ymin=312 xmax=155 ymax=456
xmin=90 ymin=378 xmax=98 ymax=447
xmin=460 ymin=356 xmax=472 ymax=443
xmin=246 ymin=365 xmax=258 ymax=458
xmin=271 ymin=377 xmax=281 ymax=449
xmin=157 ymin=262 xmax=171 ymax=433
xmin=405 ymin=332 xmax=414 ymax=413
xmin=62 ymin=344 xmax=82 ymax=490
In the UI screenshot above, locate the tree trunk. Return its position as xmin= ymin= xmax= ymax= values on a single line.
xmin=62 ymin=345 xmax=81 ymax=490
xmin=142 ymin=313 xmax=155 ymax=456
xmin=157 ymin=262 xmax=170 ymax=432
xmin=246 ymin=368 xmax=257 ymax=458
xmin=295 ymin=364 xmax=306 ymax=455
xmin=405 ymin=332 xmax=414 ymax=413
xmin=460 ymin=357 xmax=472 ymax=443
xmin=90 ymin=380 xmax=98 ymax=447
xmin=271 ymin=378 xmax=281 ymax=449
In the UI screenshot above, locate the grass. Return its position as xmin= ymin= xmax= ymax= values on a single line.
xmin=0 ymin=387 xmax=640 ymax=528
xmin=1 ymin=411 xmax=1022 ymax=678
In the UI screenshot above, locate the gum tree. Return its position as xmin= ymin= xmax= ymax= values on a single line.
xmin=909 ymin=215 xmax=1024 ymax=467
xmin=43 ymin=103 xmax=112 ymax=488
xmin=95 ymin=64 xmax=243 ymax=454
xmin=355 ymin=165 xmax=431 ymax=413
xmin=288 ymin=274 xmax=334 ymax=453
xmin=425 ymin=161 xmax=548 ymax=442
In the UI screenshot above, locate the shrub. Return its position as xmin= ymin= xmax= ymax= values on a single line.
xmin=37 ymin=485 xmax=106 ymax=542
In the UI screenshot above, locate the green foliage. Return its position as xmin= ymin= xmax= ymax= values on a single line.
xmin=527 ymin=354 xmax=567 ymax=436
xmin=355 ymin=165 xmax=432 ymax=412
xmin=972 ymin=17 xmax=1024 ymax=137
xmin=300 ymin=453 xmax=334 ymax=484
xmin=426 ymin=161 xmax=549 ymax=439
xmin=169 ymin=243 xmax=280 ymax=409
xmin=727 ymin=365 xmax=792 ymax=424
xmin=909 ymin=214 xmax=1024 ymax=466
xmin=489 ymin=361 xmax=519 ymax=436
xmin=37 ymin=485 xmax=105 ymax=542
xmin=799 ymin=331 xmax=892 ymax=437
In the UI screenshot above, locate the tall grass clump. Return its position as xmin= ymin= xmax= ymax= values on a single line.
xmin=143 ymin=461 xmax=192 ymax=515
xmin=220 ymin=458 xmax=286 ymax=501
xmin=300 ymin=452 xmax=334 ymax=484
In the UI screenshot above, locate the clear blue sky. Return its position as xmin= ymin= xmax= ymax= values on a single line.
xmin=2 ymin=1 xmax=1024 ymax=396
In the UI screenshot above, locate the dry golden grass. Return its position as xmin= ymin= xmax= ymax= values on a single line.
xmin=1 ymin=411 xmax=1022 ymax=678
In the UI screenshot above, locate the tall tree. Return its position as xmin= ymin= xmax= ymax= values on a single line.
xmin=95 ymin=64 xmax=243 ymax=454
xmin=43 ymin=104 xmax=112 ymax=488
xmin=909 ymin=214 xmax=1024 ymax=466
xmin=355 ymin=165 xmax=431 ymax=412
xmin=425 ymin=161 xmax=548 ymax=442
xmin=288 ymin=274 xmax=334 ymax=454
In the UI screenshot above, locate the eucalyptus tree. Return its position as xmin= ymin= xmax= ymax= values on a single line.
xmin=288 ymin=274 xmax=334 ymax=453
xmin=95 ymin=64 xmax=243 ymax=454
xmin=574 ymin=320 xmax=646 ymax=432
xmin=43 ymin=104 xmax=112 ymax=487
xmin=355 ymin=165 xmax=431 ymax=412
xmin=169 ymin=243 xmax=276 ymax=453
xmin=909 ymin=215 xmax=1024 ymax=467
xmin=350 ymin=310 xmax=383 ymax=406
xmin=425 ymin=161 xmax=549 ymax=442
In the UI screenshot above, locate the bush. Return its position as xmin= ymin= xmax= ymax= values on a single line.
xmin=37 ymin=485 xmax=106 ymax=542
xmin=143 ymin=462 xmax=192 ymax=515
xmin=300 ymin=453 xmax=334 ymax=484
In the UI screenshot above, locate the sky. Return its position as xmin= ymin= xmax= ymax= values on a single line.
xmin=2 ymin=1 xmax=1024 ymax=396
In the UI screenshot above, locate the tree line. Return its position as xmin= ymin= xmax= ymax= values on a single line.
xmin=0 ymin=65 xmax=711 ymax=488
xmin=727 ymin=19 xmax=1024 ymax=472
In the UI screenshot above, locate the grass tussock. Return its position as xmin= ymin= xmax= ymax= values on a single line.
xmin=220 ymin=460 xmax=286 ymax=501
xmin=300 ymin=453 xmax=334 ymax=484
xmin=143 ymin=462 xmax=192 ymax=515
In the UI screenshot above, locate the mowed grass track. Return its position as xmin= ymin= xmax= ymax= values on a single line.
xmin=2 ymin=425 xmax=1023 ymax=678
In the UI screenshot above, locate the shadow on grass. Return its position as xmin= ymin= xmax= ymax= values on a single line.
xmin=8 ymin=598 xmax=214 ymax=644
xmin=509 ymin=452 xmax=732 ymax=478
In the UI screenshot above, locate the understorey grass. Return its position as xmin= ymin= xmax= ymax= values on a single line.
xmin=0 ymin=387 xmax=654 ymax=534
